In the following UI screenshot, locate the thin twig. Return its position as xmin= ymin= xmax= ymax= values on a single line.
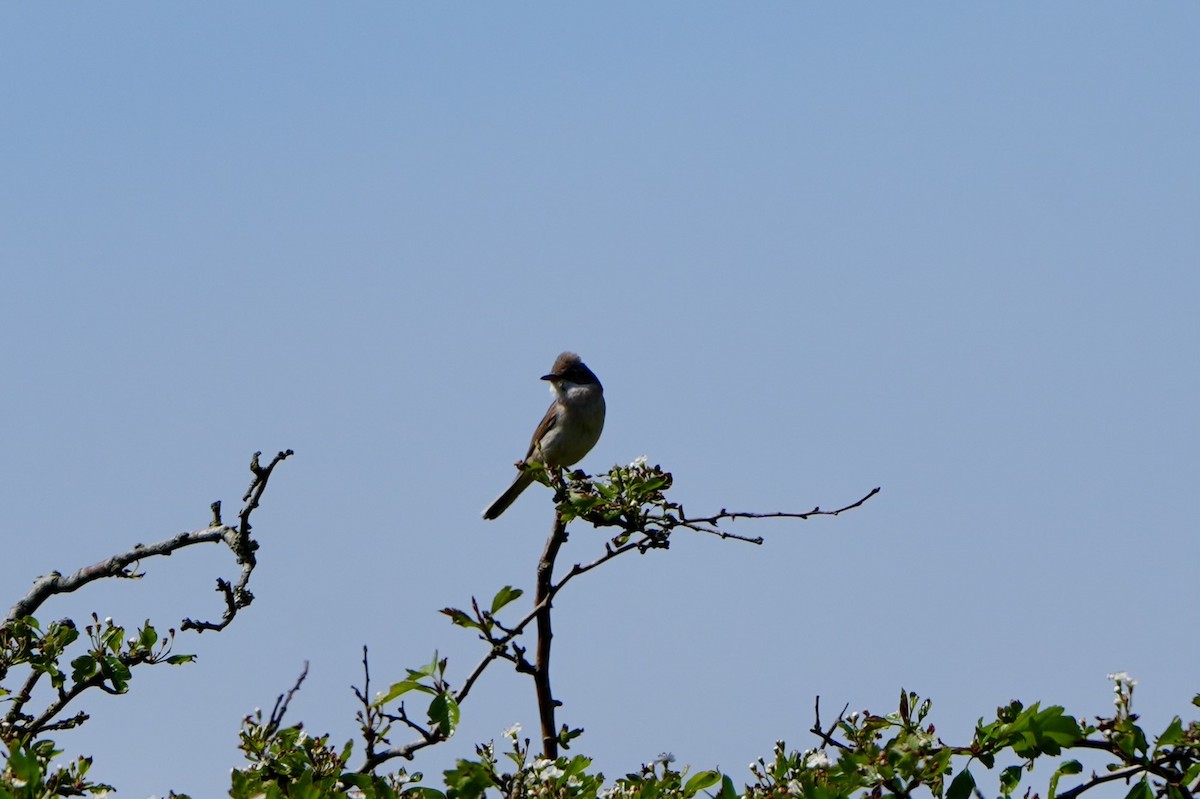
xmin=264 ymin=661 xmax=309 ymax=738
xmin=681 ymin=487 xmax=881 ymax=529
xmin=1056 ymin=764 xmax=1149 ymax=799
xmin=810 ymin=696 xmax=852 ymax=751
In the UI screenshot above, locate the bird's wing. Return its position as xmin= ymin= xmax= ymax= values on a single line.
xmin=523 ymin=401 xmax=559 ymax=462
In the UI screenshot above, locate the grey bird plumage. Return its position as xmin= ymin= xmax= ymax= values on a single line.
xmin=483 ymin=352 xmax=606 ymax=520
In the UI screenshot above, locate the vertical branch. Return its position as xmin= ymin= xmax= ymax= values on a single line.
xmin=534 ymin=510 xmax=568 ymax=759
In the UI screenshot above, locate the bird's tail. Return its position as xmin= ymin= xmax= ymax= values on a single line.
xmin=482 ymin=471 xmax=536 ymax=520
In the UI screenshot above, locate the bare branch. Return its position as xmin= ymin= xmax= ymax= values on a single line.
xmin=810 ymin=696 xmax=852 ymax=751
xmin=1056 ymin=763 xmax=1150 ymax=799
xmin=679 ymin=486 xmax=882 ymax=530
xmin=264 ymin=661 xmax=309 ymax=738
xmin=534 ymin=512 xmax=569 ymax=760
xmin=361 ymin=472 xmax=875 ymax=772
xmin=1 ymin=450 xmax=292 ymax=744
xmin=182 ymin=449 xmax=294 ymax=632
xmin=4 ymin=450 xmax=293 ymax=632
xmin=5 ymin=528 xmax=226 ymax=627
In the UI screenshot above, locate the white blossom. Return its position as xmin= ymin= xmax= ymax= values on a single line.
xmin=629 ymin=455 xmax=648 ymax=468
xmin=805 ymin=750 xmax=832 ymax=769
xmin=1108 ymin=671 xmax=1137 ymax=686
xmin=504 ymin=722 xmax=523 ymax=739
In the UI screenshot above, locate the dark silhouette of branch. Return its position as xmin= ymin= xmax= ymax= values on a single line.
xmin=1051 ymin=738 xmax=1184 ymax=798
xmin=1 ymin=450 xmax=292 ymax=744
xmin=183 ymin=449 xmax=294 ymax=632
xmin=534 ymin=512 xmax=569 ymax=760
xmin=810 ymin=696 xmax=852 ymax=751
xmin=554 ymin=537 xmax=660 ymax=589
xmin=4 ymin=450 xmax=293 ymax=631
xmin=361 ymin=471 xmax=878 ymax=772
xmin=1055 ymin=765 xmax=1147 ymax=799
xmin=676 ymin=486 xmax=881 ymax=538
xmin=5 ymin=528 xmax=226 ymax=627
xmin=264 ymin=661 xmax=308 ymax=738
xmin=13 ymin=646 xmax=155 ymax=739
xmin=360 ymin=531 xmax=646 ymax=771
xmin=354 ymin=647 xmax=384 ymax=768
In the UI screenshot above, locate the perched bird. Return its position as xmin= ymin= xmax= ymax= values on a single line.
xmin=483 ymin=352 xmax=606 ymax=520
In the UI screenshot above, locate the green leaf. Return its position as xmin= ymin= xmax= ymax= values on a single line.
xmin=440 ymin=608 xmax=479 ymax=630
xmin=71 ymin=653 xmax=98 ymax=682
xmin=999 ymin=765 xmax=1022 ymax=795
xmin=1183 ymin=762 xmax=1200 ymax=789
xmin=428 ymin=691 xmax=460 ymax=735
xmin=1007 ymin=705 xmax=1082 ymax=757
xmin=718 ymin=775 xmax=738 ymax=799
xmin=405 ymin=789 xmax=447 ymax=799
xmin=490 ymin=586 xmax=524 ymax=614
xmin=102 ymin=624 xmax=125 ymax=652
xmin=374 ymin=679 xmax=432 ymax=707
xmin=6 ymin=744 xmax=42 ymax=783
xmin=1157 ymin=716 xmax=1185 ymax=748
xmin=167 ymin=653 xmax=197 ymax=665
xmin=443 ymin=758 xmax=496 ymax=799
xmin=138 ymin=622 xmax=158 ymax=649
xmin=683 ymin=770 xmax=720 ymax=797
xmin=103 ymin=654 xmax=132 ymax=692
xmin=1124 ymin=779 xmax=1153 ymax=799
xmin=1124 ymin=724 xmax=1150 ymax=757
xmin=947 ymin=769 xmax=976 ymax=799
xmin=401 ymin=653 xmax=442 ymax=682
xmin=1049 ymin=760 xmax=1083 ymax=799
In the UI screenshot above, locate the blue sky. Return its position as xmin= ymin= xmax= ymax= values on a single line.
xmin=2 ymin=4 xmax=1197 ymax=797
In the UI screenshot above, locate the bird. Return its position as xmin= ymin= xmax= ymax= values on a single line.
xmin=483 ymin=352 xmax=606 ymax=520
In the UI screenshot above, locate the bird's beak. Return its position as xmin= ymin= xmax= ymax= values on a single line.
xmin=540 ymin=373 xmax=558 ymax=382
